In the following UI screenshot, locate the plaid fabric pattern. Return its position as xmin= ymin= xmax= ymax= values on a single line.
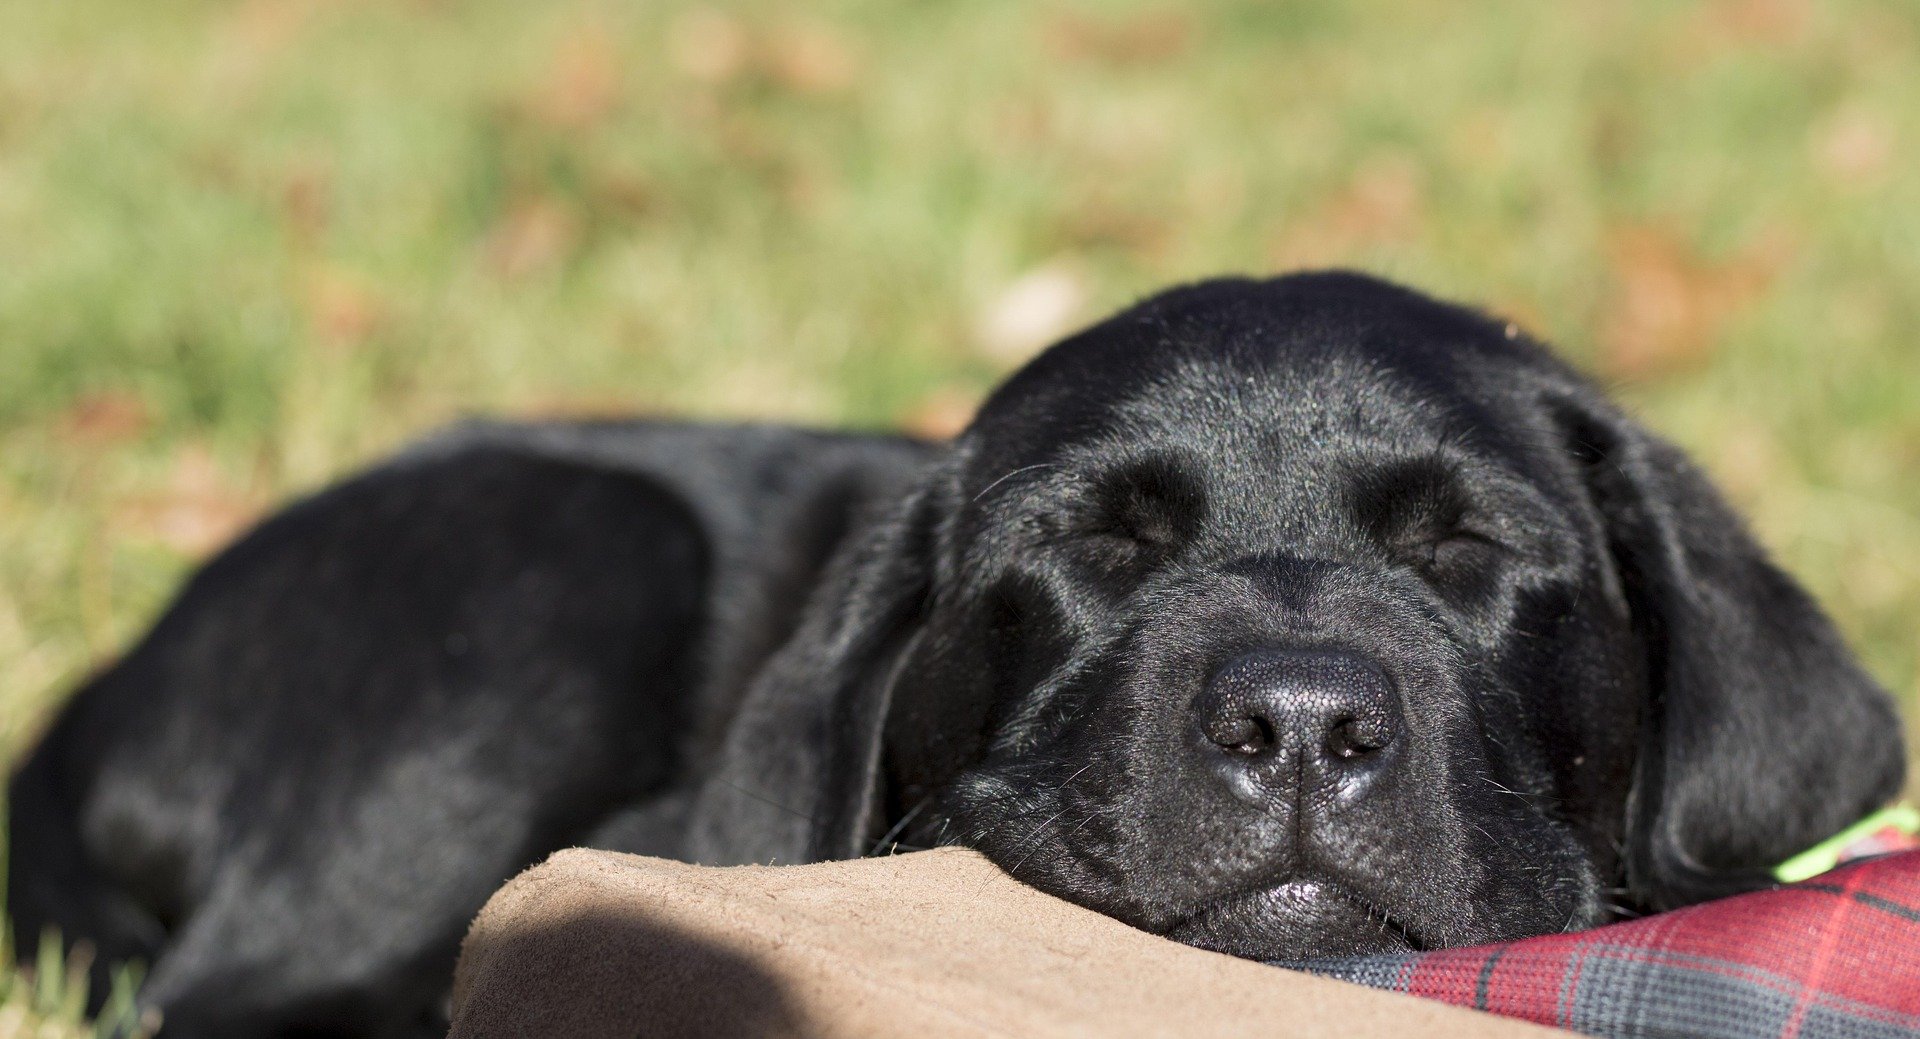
xmin=1289 ymin=852 xmax=1920 ymax=1039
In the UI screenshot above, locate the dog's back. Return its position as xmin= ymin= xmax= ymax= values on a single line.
xmin=7 ymin=419 xmax=931 ymax=1037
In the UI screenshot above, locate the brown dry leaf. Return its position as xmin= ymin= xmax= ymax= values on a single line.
xmin=537 ymin=22 xmax=622 ymax=129
xmin=988 ymin=97 xmax=1055 ymax=155
xmin=1702 ymin=0 xmax=1811 ymax=48
xmin=974 ymin=262 xmax=1092 ymax=365
xmin=58 ymin=390 xmax=153 ymax=448
xmin=1332 ymin=156 xmax=1424 ymax=239
xmin=1588 ymin=107 xmax=1640 ymax=177
xmin=224 ymin=0 xmax=317 ymax=52
xmin=900 ymin=386 xmax=978 ymax=441
xmin=1270 ymin=154 xmax=1427 ymax=269
xmin=668 ymin=8 xmax=750 ymax=85
xmin=206 ymin=0 xmax=379 ymax=97
xmin=1812 ymin=106 xmax=1895 ymax=189
xmin=1599 ymin=224 xmax=1786 ymax=381
xmin=588 ymin=171 xmax=656 ymax=219
xmin=280 ymin=161 xmax=332 ymax=248
xmin=482 ymin=197 xmax=579 ymax=280
xmin=210 ymin=0 xmax=320 ymax=87
xmin=303 ymin=266 xmax=386 ymax=351
xmin=766 ymin=20 xmax=861 ymax=96
xmin=1044 ymin=9 xmax=1195 ymax=67
xmin=1053 ymin=194 xmax=1176 ymax=257
xmin=114 ymin=445 xmax=266 ymax=557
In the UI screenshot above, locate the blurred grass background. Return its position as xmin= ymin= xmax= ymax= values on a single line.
xmin=2 ymin=0 xmax=1918 ymax=1030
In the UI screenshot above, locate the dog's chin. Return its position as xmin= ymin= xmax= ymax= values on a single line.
xmin=1163 ymin=880 xmax=1418 ymax=960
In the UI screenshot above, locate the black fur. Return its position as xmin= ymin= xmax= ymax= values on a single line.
xmin=9 ymin=273 xmax=1904 ymax=1036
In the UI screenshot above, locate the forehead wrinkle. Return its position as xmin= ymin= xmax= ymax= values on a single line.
xmin=1049 ymin=361 xmax=1553 ymax=557
xmin=1114 ymin=351 xmax=1471 ymax=449
xmin=1115 ymin=355 xmax=1476 ymax=474
xmin=968 ymin=333 xmax=1545 ymax=530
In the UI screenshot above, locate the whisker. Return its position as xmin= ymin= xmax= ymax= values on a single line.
xmin=972 ymin=463 xmax=1060 ymax=503
xmin=721 ymin=779 xmax=822 ymax=825
xmin=870 ymin=795 xmax=934 ymax=857
xmin=1008 ymin=806 xmax=1075 ymax=874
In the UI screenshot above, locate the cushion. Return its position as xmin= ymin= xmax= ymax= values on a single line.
xmin=449 ymin=846 xmax=1920 ymax=1038
xmin=448 ymin=846 xmax=1561 ymax=1038
xmin=1297 ymin=850 xmax=1920 ymax=1039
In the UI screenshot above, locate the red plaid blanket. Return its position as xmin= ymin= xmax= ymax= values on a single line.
xmin=1292 ymin=851 xmax=1920 ymax=1039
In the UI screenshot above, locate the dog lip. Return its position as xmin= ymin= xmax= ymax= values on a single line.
xmin=1166 ymin=876 xmax=1424 ymax=952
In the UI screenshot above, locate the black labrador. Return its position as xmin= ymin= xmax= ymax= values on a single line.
xmin=9 ymin=272 xmax=1905 ymax=1037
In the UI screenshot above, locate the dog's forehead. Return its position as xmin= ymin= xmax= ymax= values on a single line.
xmin=972 ymin=329 xmax=1528 ymax=482
xmin=967 ymin=274 xmax=1553 ymax=461
xmin=1112 ymin=352 xmax=1465 ymax=452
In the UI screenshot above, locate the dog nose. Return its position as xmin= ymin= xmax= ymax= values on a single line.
xmin=1193 ymin=649 xmax=1399 ymax=767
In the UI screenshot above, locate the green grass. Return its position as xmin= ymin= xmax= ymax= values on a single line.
xmin=0 ymin=930 xmax=152 ymax=1039
xmin=3 ymin=0 xmax=1918 ymax=1030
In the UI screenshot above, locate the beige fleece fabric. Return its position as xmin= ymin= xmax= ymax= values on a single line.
xmin=449 ymin=846 xmax=1567 ymax=1038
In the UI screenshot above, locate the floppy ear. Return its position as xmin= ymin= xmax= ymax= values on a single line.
xmin=682 ymin=470 xmax=946 ymax=866
xmin=1555 ymin=391 xmax=1906 ymax=909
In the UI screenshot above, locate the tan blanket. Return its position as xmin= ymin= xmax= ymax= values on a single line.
xmin=450 ymin=846 xmax=1566 ymax=1038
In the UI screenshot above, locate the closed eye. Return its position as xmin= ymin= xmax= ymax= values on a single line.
xmin=1351 ymin=457 xmax=1502 ymax=576
xmin=1407 ymin=529 xmax=1499 ymax=573
xmin=1085 ymin=455 xmax=1206 ymax=554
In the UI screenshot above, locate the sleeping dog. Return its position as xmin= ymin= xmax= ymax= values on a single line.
xmin=9 ymin=272 xmax=1905 ymax=1037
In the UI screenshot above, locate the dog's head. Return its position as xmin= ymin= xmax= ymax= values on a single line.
xmin=694 ymin=272 xmax=1905 ymax=959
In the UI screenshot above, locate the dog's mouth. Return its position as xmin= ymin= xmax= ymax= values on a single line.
xmin=1163 ymin=878 xmax=1421 ymax=960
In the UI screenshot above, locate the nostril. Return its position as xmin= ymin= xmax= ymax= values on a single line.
xmin=1212 ymin=714 xmax=1276 ymax=756
xmin=1325 ymin=716 xmax=1389 ymax=760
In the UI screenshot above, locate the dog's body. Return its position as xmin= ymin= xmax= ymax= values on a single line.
xmin=9 ymin=274 xmax=1905 ymax=1037
xmin=9 ymin=422 xmax=931 ymax=1034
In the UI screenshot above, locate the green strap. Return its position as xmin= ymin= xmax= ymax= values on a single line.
xmin=1772 ymin=803 xmax=1920 ymax=883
